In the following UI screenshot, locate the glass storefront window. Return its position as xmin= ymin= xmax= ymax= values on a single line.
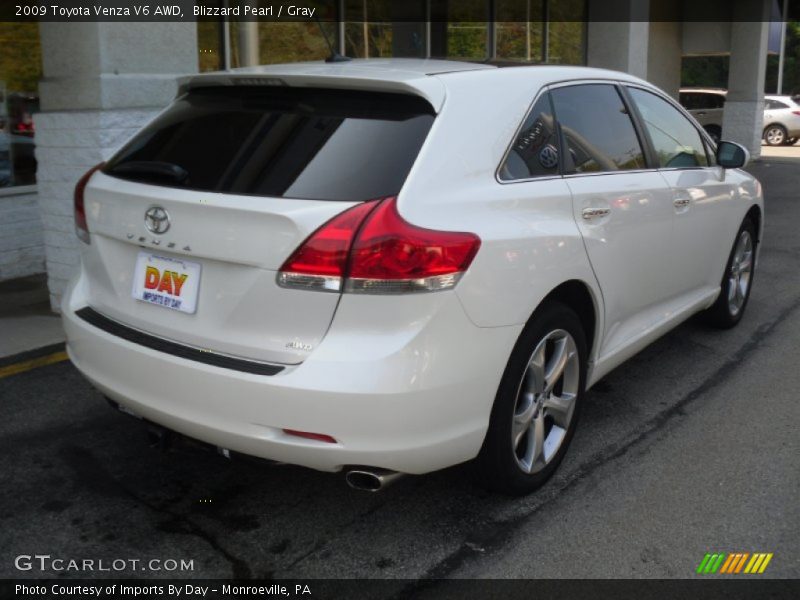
xmin=344 ymin=21 xmax=395 ymax=58
xmin=0 ymin=23 xmax=41 ymax=188
xmin=547 ymin=0 xmax=586 ymax=65
xmin=496 ymin=0 xmax=544 ymax=62
xmin=199 ymin=0 xmax=586 ymax=71
xmin=343 ymin=1 xmax=426 ymax=58
xmin=256 ymin=22 xmax=336 ymax=64
xmin=496 ymin=22 xmax=545 ymax=62
xmin=197 ymin=22 xmax=223 ymax=72
xmin=496 ymin=0 xmax=585 ymax=64
xmin=445 ymin=22 xmax=488 ymax=60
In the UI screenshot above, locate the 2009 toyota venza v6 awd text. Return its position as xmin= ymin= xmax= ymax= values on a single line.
xmin=61 ymin=59 xmax=763 ymax=495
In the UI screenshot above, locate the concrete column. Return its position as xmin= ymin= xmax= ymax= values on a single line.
xmin=35 ymin=23 xmax=197 ymax=310
xmin=587 ymin=0 xmax=650 ymax=79
xmin=722 ymin=1 xmax=771 ymax=157
xmin=646 ymin=22 xmax=681 ymax=99
xmin=236 ymin=22 xmax=260 ymax=67
xmin=646 ymin=0 xmax=682 ymax=100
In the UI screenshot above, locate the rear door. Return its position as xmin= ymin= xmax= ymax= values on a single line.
xmin=551 ymin=83 xmax=675 ymax=359
xmin=82 ymin=86 xmax=434 ymax=365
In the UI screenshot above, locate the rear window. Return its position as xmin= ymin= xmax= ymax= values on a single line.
xmin=104 ymin=86 xmax=435 ymax=201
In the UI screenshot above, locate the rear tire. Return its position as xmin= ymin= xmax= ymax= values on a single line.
xmin=763 ymin=124 xmax=787 ymax=146
xmin=784 ymin=137 xmax=798 ymax=146
xmin=703 ymin=217 xmax=757 ymax=329
xmin=474 ymin=301 xmax=587 ymax=495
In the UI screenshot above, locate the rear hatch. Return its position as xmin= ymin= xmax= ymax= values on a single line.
xmin=81 ymin=85 xmax=434 ymax=365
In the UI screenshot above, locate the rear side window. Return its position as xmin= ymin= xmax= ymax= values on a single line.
xmin=550 ymin=84 xmax=646 ymax=173
xmin=499 ymin=91 xmax=560 ymax=181
xmin=628 ymin=88 xmax=709 ymax=168
xmin=681 ymin=92 xmax=725 ymax=110
xmin=766 ymin=99 xmax=790 ymax=109
xmin=104 ymin=87 xmax=435 ymax=201
xmin=709 ymin=93 xmax=726 ymax=108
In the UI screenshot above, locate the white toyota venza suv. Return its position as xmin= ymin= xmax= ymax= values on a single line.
xmin=62 ymin=59 xmax=763 ymax=495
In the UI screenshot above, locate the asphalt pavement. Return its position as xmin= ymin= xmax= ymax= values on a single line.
xmin=1 ymin=158 xmax=798 ymax=586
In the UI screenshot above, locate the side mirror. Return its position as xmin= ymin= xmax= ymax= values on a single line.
xmin=716 ymin=141 xmax=749 ymax=169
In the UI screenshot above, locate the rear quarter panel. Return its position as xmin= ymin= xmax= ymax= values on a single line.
xmin=396 ymin=69 xmax=603 ymax=340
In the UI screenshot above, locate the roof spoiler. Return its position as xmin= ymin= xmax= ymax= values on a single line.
xmin=175 ymin=72 xmax=447 ymax=112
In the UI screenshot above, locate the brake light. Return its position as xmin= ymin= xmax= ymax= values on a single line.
xmin=74 ymin=163 xmax=104 ymax=244
xmin=346 ymin=198 xmax=481 ymax=293
xmin=278 ymin=197 xmax=480 ymax=294
xmin=277 ymin=200 xmax=380 ymax=291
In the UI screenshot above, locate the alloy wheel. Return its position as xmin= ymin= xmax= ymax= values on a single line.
xmin=511 ymin=329 xmax=580 ymax=474
xmin=765 ymin=126 xmax=786 ymax=145
xmin=727 ymin=229 xmax=753 ymax=316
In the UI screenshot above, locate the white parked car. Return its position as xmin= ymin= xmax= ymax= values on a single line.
xmin=680 ymin=87 xmax=800 ymax=146
xmin=62 ymin=60 xmax=763 ymax=495
xmin=763 ymin=95 xmax=800 ymax=146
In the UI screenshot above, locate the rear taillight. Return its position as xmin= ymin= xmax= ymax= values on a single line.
xmin=792 ymin=110 xmax=800 ymax=116
xmin=277 ymin=200 xmax=381 ymax=292
xmin=278 ymin=197 xmax=480 ymax=294
xmin=74 ymin=163 xmax=104 ymax=244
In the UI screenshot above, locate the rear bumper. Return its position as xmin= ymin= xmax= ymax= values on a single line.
xmin=62 ymin=271 xmax=520 ymax=474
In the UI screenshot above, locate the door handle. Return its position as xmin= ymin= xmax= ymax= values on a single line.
xmin=582 ymin=207 xmax=611 ymax=220
xmin=673 ymin=197 xmax=691 ymax=208
xmin=696 ymin=111 xmax=707 ymax=116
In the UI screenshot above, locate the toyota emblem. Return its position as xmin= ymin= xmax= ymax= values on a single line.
xmin=144 ymin=206 xmax=170 ymax=235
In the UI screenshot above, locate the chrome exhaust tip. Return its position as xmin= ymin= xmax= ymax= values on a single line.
xmin=345 ymin=468 xmax=404 ymax=492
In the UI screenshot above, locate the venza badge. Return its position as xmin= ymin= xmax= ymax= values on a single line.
xmin=144 ymin=206 xmax=170 ymax=235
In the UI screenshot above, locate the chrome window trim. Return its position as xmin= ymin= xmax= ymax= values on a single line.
xmin=620 ymin=82 xmax=719 ymax=162
xmin=561 ymin=168 xmax=662 ymax=180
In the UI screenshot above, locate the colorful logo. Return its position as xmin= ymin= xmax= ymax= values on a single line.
xmin=144 ymin=266 xmax=188 ymax=297
xmin=696 ymin=552 xmax=773 ymax=575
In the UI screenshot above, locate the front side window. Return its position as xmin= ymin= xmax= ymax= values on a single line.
xmin=550 ymin=84 xmax=646 ymax=173
xmin=628 ymin=87 xmax=708 ymax=169
xmin=499 ymin=91 xmax=560 ymax=181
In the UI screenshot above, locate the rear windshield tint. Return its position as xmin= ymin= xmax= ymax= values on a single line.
xmin=104 ymin=86 xmax=435 ymax=201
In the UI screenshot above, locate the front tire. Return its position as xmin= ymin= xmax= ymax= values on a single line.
xmin=763 ymin=124 xmax=787 ymax=146
xmin=784 ymin=137 xmax=798 ymax=146
xmin=474 ymin=301 xmax=587 ymax=495
xmin=703 ymin=217 xmax=756 ymax=329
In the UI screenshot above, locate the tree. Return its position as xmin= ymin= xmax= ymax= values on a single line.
xmin=0 ymin=23 xmax=42 ymax=94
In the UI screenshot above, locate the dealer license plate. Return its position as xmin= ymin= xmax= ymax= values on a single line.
xmin=131 ymin=252 xmax=201 ymax=314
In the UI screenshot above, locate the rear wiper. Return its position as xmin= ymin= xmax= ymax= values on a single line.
xmin=108 ymin=161 xmax=188 ymax=184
